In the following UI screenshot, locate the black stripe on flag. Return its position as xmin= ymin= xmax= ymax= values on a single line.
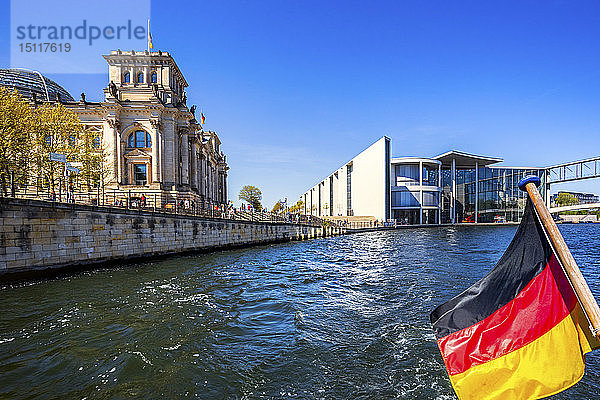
xmin=430 ymin=199 xmax=552 ymax=339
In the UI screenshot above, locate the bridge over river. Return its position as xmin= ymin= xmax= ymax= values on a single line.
xmin=544 ymin=156 xmax=600 ymax=208
xmin=549 ymin=202 xmax=600 ymax=214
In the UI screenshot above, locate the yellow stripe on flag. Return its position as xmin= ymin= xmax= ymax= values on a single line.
xmin=449 ymin=303 xmax=600 ymax=400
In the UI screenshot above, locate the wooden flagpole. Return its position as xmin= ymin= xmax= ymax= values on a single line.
xmin=519 ymin=175 xmax=600 ymax=338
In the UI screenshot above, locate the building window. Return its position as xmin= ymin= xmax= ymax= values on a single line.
xmin=123 ymin=71 xmax=130 ymax=83
xmin=395 ymin=164 xmax=419 ymax=186
xmin=92 ymin=136 xmax=101 ymax=148
xmin=151 ymin=71 xmax=157 ymax=83
xmin=392 ymin=190 xmax=420 ymax=207
xmin=329 ymin=175 xmax=334 ymax=216
xmin=127 ymin=130 xmax=152 ymax=148
xmin=422 ymin=191 xmax=439 ymax=207
xmin=137 ymin=72 xmax=144 ymax=83
xmin=422 ymin=165 xmax=439 ymax=186
xmin=133 ymin=164 xmax=147 ymax=185
xmin=346 ymin=164 xmax=352 ymax=215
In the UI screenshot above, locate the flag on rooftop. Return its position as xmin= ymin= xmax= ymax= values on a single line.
xmin=201 ymin=112 xmax=205 ymax=125
xmin=430 ymin=177 xmax=600 ymax=400
xmin=147 ymin=20 xmax=153 ymax=50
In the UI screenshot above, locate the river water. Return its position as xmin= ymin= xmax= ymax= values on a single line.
xmin=1 ymin=225 xmax=599 ymax=399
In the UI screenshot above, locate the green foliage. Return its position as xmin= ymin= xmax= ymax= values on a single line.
xmin=0 ymin=88 xmax=108 ymax=194
xmin=555 ymin=192 xmax=579 ymax=207
xmin=32 ymin=103 xmax=85 ymax=190
xmin=239 ymin=185 xmax=262 ymax=210
xmin=289 ymin=200 xmax=304 ymax=213
xmin=78 ymin=126 xmax=111 ymax=190
xmin=272 ymin=200 xmax=284 ymax=213
xmin=0 ymin=87 xmax=34 ymax=194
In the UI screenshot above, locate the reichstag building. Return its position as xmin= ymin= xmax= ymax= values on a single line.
xmin=0 ymin=50 xmax=228 ymax=208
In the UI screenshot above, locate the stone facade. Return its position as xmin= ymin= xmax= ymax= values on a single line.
xmin=66 ymin=50 xmax=228 ymax=208
xmin=0 ymin=198 xmax=343 ymax=276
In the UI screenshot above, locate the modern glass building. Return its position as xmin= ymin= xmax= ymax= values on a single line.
xmin=300 ymin=138 xmax=546 ymax=224
xmin=434 ymin=151 xmax=546 ymax=223
xmin=391 ymin=157 xmax=442 ymax=224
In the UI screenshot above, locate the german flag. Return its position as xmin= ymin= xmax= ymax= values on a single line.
xmin=430 ymin=199 xmax=600 ymax=400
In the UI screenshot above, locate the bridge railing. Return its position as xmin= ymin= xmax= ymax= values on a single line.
xmin=546 ymin=157 xmax=600 ymax=184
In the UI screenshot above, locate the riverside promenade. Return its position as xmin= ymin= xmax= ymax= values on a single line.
xmin=0 ymin=196 xmax=516 ymax=280
xmin=0 ymin=197 xmax=347 ymax=280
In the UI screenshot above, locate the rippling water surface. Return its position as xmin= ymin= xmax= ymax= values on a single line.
xmin=1 ymin=225 xmax=599 ymax=399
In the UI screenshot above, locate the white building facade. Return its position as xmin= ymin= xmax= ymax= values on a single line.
xmin=299 ymin=137 xmax=546 ymax=224
xmin=301 ymin=137 xmax=391 ymax=221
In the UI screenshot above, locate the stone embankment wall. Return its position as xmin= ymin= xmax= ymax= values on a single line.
xmin=0 ymin=198 xmax=343 ymax=277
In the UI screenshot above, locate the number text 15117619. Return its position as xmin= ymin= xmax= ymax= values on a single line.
xmin=18 ymin=43 xmax=71 ymax=52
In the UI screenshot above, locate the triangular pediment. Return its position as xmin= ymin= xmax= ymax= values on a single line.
xmin=124 ymin=148 xmax=151 ymax=158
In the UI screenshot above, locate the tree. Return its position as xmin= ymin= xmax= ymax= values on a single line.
xmin=31 ymin=103 xmax=85 ymax=192
xmin=239 ymin=185 xmax=262 ymax=210
xmin=555 ymin=192 xmax=579 ymax=207
xmin=0 ymin=87 xmax=34 ymax=195
xmin=272 ymin=200 xmax=284 ymax=213
xmin=0 ymin=89 xmax=108 ymax=198
xmin=289 ymin=200 xmax=304 ymax=213
xmin=78 ymin=125 xmax=111 ymax=191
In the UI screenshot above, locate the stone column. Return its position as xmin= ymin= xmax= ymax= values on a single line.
xmin=190 ymin=139 xmax=197 ymax=190
xmin=159 ymin=128 xmax=164 ymax=183
xmin=209 ymin=163 xmax=214 ymax=202
xmin=161 ymin=118 xmax=174 ymax=186
xmin=150 ymin=119 xmax=160 ymax=184
xmin=119 ymin=141 xmax=126 ymax=184
xmin=223 ymin=171 xmax=228 ymax=203
xmin=107 ymin=119 xmax=121 ymax=184
xmin=199 ymin=153 xmax=205 ymax=196
xmin=181 ymin=132 xmax=189 ymax=186
xmin=214 ymin=166 xmax=218 ymax=203
xmin=196 ymin=151 xmax=202 ymax=192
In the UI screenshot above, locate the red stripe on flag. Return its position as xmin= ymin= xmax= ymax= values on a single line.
xmin=438 ymin=254 xmax=578 ymax=376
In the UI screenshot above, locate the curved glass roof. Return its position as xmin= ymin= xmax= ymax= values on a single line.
xmin=0 ymin=69 xmax=74 ymax=102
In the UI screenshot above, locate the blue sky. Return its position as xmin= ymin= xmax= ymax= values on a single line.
xmin=2 ymin=0 xmax=600 ymax=208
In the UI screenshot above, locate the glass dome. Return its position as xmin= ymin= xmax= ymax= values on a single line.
xmin=0 ymin=68 xmax=74 ymax=102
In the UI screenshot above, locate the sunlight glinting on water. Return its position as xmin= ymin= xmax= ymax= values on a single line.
xmin=0 ymin=225 xmax=599 ymax=399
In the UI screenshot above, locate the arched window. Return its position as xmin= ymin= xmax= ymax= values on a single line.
xmin=137 ymin=72 xmax=144 ymax=83
xmin=123 ymin=71 xmax=130 ymax=83
xmin=151 ymin=71 xmax=157 ymax=83
xmin=127 ymin=130 xmax=152 ymax=148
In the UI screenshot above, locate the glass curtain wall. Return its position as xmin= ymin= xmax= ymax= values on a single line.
xmin=441 ymin=167 xmax=545 ymax=223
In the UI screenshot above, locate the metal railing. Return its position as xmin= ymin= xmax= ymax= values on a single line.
xmin=546 ymin=156 xmax=600 ymax=184
xmin=335 ymin=220 xmax=396 ymax=229
xmin=0 ymin=182 xmax=330 ymax=227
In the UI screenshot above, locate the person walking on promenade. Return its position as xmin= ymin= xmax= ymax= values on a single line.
xmin=68 ymin=184 xmax=75 ymax=203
